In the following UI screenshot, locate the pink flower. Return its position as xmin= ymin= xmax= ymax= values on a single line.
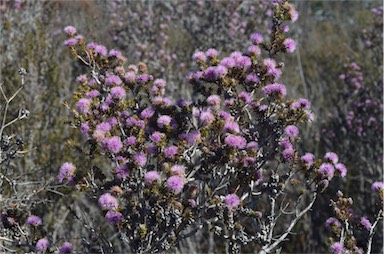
xmin=134 ymin=152 xmax=147 ymax=167
xmin=224 ymin=98 xmax=235 ymax=108
xmin=64 ymin=26 xmax=76 ymax=36
xmin=124 ymin=71 xmax=136 ymax=83
xmin=110 ymin=86 xmax=126 ymax=100
xmin=183 ymin=130 xmax=201 ymax=145
xmin=262 ymin=83 xmax=287 ymax=98
xmin=246 ymin=74 xmax=260 ymax=84
xmin=164 ymin=146 xmax=178 ymax=159
xmin=291 ymin=98 xmax=311 ymax=109
xmin=246 ymin=141 xmax=259 ymax=151
xmin=167 ymin=176 xmax=184 ymax=193
xmin=64 ymin=38 xmax=77 ymax=47
xmin=206 ymin=48 xmax=218 ymax=58
xmin=108 ymin=49 xmax=122 ymax=59
xmin=301 ymin=153 xmax=314 ymax=167
xmin=223 ymin=121 xmax=240 ymax=133
xmin=282 ymin=148 xmax=294 ymax=161
xmin=267 ymin=68 xmax=282 ymax=80
xmin=59 ymin=242 xmax=73 ymax=254
xmin=360 ymin=217 xmax=372 ymax=230
xmin=58 ymin=162 xmax=76 ymax=183
xmin=105 ymin=211 xmax=123 ymax=224
xmin=124 ymin=136 xmax=136 ymax=146
xmin=192 ymin=51 xmax=206 ymax=63
xmin=283 ymin=38 xmax=296 ymax=53
xmin=324 ymin=152 xmax=339 ymax=164
xmin=372 ymin=181 xmax=384 ymax=192
xmin=263 ymin=58 xmax=276 ymax=69
xmin=126 ymin=117 xmax=144 ymax=128
xmin=98 ymin=193 xmax=118 ymax=210
xmin=106 ymin=75 xmax=122 ymax=86
xmin=242 ymin=157 xmax=256 ymax=167
xmin=76 ymin=74 xmax=87 ymax=84
xmin=203 ymin=67 xmax=219 ymax=81
xmin=144 ymin=171 xmax=160 ymax=185
xmin=279 ymin=139 xmax=293 ymax=149
xmin=150 ymin=132 xmax=164 ymax=144
xmin=86 ymin=90 xmax=100 ymax=98
xmin=26 ymin=215 xmax=42 ymax=226
xmin=76 ymin=98 xmax=91 ymax=114
xmin=284 ymin=125 xmax=299 ymax=138
xmin=137 ymin=74 xmax=153 ymax=84
xmin=171 ymin=165 xmax=185 ymax=177
xmin=219 ymin=111 xmax=232 ymax=120
xmin=238 ymin=92 xmax=251 ymax=103
xmin=115 ymin=164 xmax=129 ymax=180
xmin=154 ymin=78 xmax=166 ymax=88
xmin=289 ymin=8 xmax=299 ymax=23
xmin=318 ymin=163 xmax=335 ymax=180
xmin=86 ymin=42 xmax=97 ymax=50
xmin=140 ymin=107 xmax=155 ymax=119
xmin=36 ymin=238 xmax=49 ymax=252
xmin=220 ymin=57 xmax=236 ymax=68
xmin=199 ymin=110 xmax=215 ymax=126
xmin=335 ymin=163 xmax=347 ymax=177
xmin=188 ymin=199 xmax=197 ymax=207
xmin=235 ymin=56 xmax=251 ymax=69
xmin=157 ymin=115 xmax=172 ymax=128
xmin=106 ymin=136 xmax=123 ymax=154
xmin=94 ymin=44 xmax=107 ymax=56
xmin=330 ymin=242 xmax=343 ymax=254
xmin=250 ymin=32 xmax=263 ymax=44
xmin=247 ymin=45 xmax=261 ymax=56
xmin=207 ymin=95 xmax=221 ymax=106
xmin=96 ymin=122 xmax=111 ymax=133
xmin=225 ymin=194 xmax=240 ymax=210
xmin=326 ymin=217 xmax=341 ymax=229
xmin=75 ymin=35 xmax=84 ymax=44
xmin=230 ymin=51 xmax=242 ymax=58
xmin=224 ymin=134 xmax=246 ymax=149
xmin=215 ymin=65 xmax=228 ymax=78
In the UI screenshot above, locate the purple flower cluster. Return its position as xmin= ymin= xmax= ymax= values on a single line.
xmin=59 ymin=242 xmax=73 ymax=254
xmin=98 ymin=193 xmax=119 ymax=210
xmin=360 ymin=217 xmax=372 ymax=230
xmin=144 ymin=171 xmax=160 ymax=185
xmin=58 ymin=162 xmax=76 ymax=183
xmin=225 ymin=194 xmax=240 ymax=210
xmin=36 ymin=238 xmax=49 ymax=252
xmin=262 ymin=83 xmax=287 ymax=98
xmin=167 ymin=176 xmax=184 ymax=194
xmin=225 ymin=134 xmax=247 ymax=149
xmin=26 ymin=215 xmax=42 ymax=226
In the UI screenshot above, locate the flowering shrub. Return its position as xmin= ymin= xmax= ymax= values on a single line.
xmin=326 ymin=183 xmax=383 ymax=254
xmin=58 ymin=1 xmax=359 ymax=253
xmin=316 ymin=8 xmax=383 ymax=251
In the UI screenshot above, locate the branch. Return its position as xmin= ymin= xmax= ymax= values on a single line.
xmin=366 ymin=210 xmax=383 ymax=254
xmin=259 ymin=192 xmax=317 ymax=254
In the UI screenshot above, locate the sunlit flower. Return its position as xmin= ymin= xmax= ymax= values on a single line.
xmin=98 ymin=193 xmax=118 ymax=210
xmin=225 ymin=194 xmax=240 ymax=210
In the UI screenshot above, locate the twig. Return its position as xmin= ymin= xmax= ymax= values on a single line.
xmin=259 ymin=192 xmax=317 ymax=254
xmin=366 ymin=210 xmax=383 ymax=254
